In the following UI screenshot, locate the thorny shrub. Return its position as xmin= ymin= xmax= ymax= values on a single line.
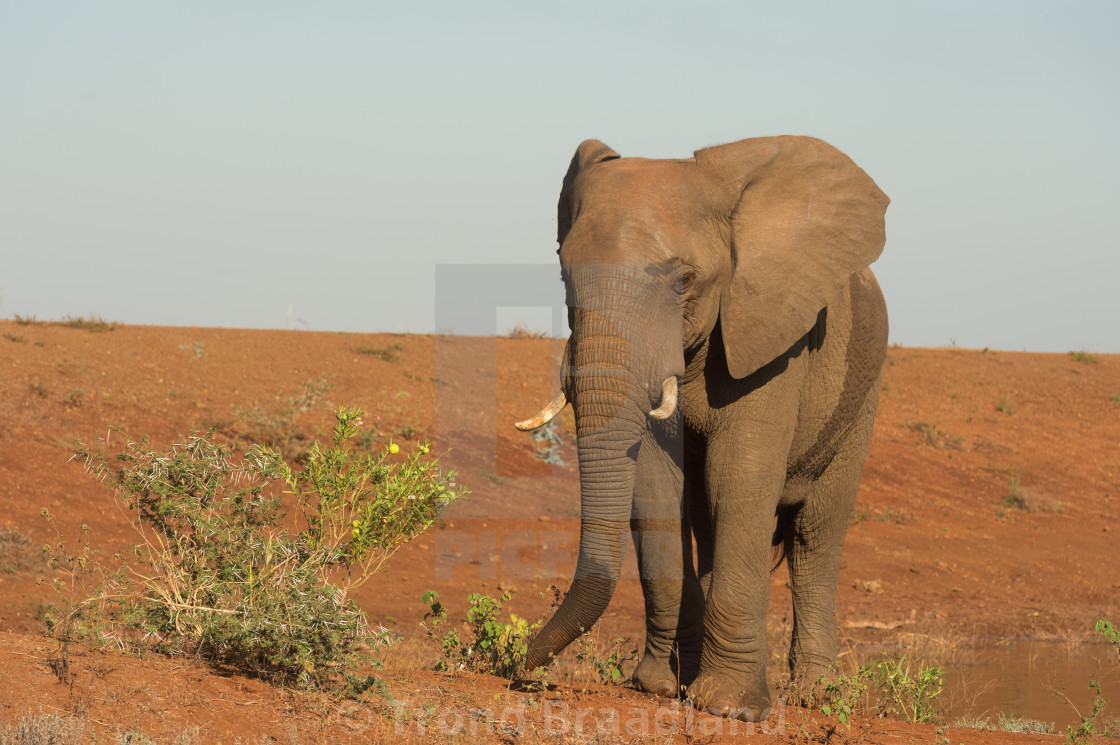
xmin=44 ymin=406 xmax=464 ymax=693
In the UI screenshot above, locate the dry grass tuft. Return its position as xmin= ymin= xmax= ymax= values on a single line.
xmin=1003 ymin=478 xmax=1065 ymax=513
xmin=55 ymin=314 xmax=115 ymax=333
xmin=505 ymin=322 xmax=550 ymax=340
xmin=0 ymin=526 xmax=47 ymax=574
xmin=907 ymin=421 xmax=964 ymax=450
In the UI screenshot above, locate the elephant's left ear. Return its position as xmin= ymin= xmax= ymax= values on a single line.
xmin=694 ymin=136 xmax=889 ymax=379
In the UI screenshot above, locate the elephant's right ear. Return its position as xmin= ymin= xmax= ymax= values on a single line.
xmin=557 ymin=140 xmax=620 ymax=245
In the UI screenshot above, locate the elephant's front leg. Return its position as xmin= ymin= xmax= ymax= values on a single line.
xmin=690 ymin=422 xmax=797 ymax=722
xmin=630 ymin=421 xmax=705 ymax=697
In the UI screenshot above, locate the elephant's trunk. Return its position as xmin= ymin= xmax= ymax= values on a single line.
xmin=525 ymin=327 xmax=646 ymax=670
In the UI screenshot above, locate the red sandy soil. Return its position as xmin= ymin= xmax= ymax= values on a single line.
xmin=0 ymin=319 xmax=1117 ymax=744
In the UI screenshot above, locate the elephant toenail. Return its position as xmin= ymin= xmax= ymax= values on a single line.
xmin=703 ymin=703 xmax=733 ymax=718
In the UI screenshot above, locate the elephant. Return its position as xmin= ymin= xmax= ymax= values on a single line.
xmin=514 ymin=135 xmax=889 ymax=720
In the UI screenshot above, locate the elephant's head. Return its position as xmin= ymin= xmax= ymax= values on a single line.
xmin=518 ymin=136 xmax=889 ymax=670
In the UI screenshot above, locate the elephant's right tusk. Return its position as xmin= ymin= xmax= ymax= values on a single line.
xmin=648 ymin=377 xmax=678 ymax=420
xmin=515 ymin=390 xmax=568 ymax=431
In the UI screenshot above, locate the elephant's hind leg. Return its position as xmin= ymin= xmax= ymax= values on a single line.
xmin=785 ymin=389 xmax=879 ymax=704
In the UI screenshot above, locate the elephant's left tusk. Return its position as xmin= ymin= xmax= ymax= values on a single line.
xmin=648 ymin=377 xmax=678 ymax=420
xmin=515 ymin=390 xmax=568 ymax=431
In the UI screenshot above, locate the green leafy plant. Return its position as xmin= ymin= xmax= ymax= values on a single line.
xmin=530 ymin=420 xmax=567 ymax=466
xmin=819 ymin=656 xmax=943 ymax=727
xmin=178 ymin=341 xmax=205 ymax=358
xmin=1059 ymin=620 xmax=1120 ymax=745
xmin=1069 ymin=350 xmax=1099 ymax=364
xmin=426 ymin=591 xmax=539 ymax=678
xmin=49 ymin=406 xmax=463 ymax=693
xmin=1065 ymin=679 xmax=1106 ymax=745
xmin=575 ymin=632 xmax=636 ymax=686
xmin=819 ymin=665 xmax=874 ymax=726
xmin=1099 ymin=619 xmax=1120 ymax=659
xmin=870 ymin=655 xmax=943 ymax=724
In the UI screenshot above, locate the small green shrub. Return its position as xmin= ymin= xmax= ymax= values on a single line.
xmin=50 ymin=406 xmax=464 ymax=692
xmin=819 ymin=656 xmax=943 ymax=726
xmin=1099 ymin=619 xmax=1120 ymax=660
xmin=530 ymin=420 xmax=567 ymax=466
xmin=995 ymin=396 xmax=1017 ymax=415
xmin=425 ymin=590 xmax=538 ymax=678
xmin=575 ymin=632 xmax=636 ymax=686
xmin=13 ymin=314 xmax=40 ymax=326
xmin=1069 ymin=350 xmax=1099 ymax=364
xmin=871 ymin=656 xmax=943 ymax=724
xmin=178 ymin=341 xmax=205 ymax=358
xmin=1062 ymin=621 xmax=1118 ymax=745
xmin=819 ymin=666 xmax=874 ymax=726
xmin=1066 ymin=680 xmax=1106 ymax=745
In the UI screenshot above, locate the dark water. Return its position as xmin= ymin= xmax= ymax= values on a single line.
xmin=944 ymin=639 xmax=1120 ymax=729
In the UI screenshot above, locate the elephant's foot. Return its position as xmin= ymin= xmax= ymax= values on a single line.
xmin=687 ymin=669 xmax=772 ymax=722
xmin=787 ymin=656 xmax=833 ymax=707
xmin=631 ymin=652 xmax=689 ymax=698
xmin=631 ymin=632 xmax=702 ymax=698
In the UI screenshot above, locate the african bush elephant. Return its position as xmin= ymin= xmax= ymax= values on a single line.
xmin=515 ymin=135 xmax=889 ymax=720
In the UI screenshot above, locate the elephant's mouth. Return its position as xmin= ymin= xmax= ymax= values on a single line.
xmin=515 ymin=376 xmax=678 ymax=432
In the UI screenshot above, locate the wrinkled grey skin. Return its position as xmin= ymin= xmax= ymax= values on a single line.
xmin=519 ymin=136 xmax=890 ymax=721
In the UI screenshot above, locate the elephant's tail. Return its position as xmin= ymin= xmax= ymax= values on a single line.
xmin=770 ymin=513 xmax=787 ymax=572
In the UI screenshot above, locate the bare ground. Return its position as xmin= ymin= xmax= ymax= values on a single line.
xmin=0 ymin=320 xmax=1118 ymax=743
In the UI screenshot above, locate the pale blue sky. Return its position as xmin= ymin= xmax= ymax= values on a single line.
xmin=2 ymin=1 xmax=1117 ymax=351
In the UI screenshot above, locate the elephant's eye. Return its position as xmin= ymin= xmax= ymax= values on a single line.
xmin=673 ymin=269 xmax=697 ymax=295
